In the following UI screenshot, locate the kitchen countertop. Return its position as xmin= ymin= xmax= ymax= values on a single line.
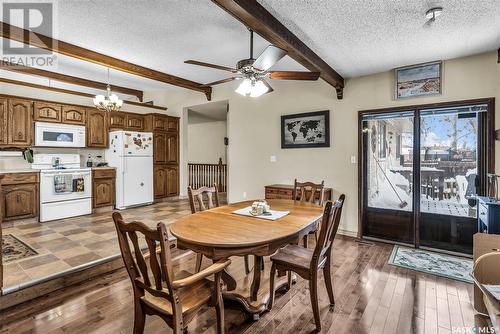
xmin=0 ymin=169 xmax=39 ymax=174
xmin=91 ymin=166 xmax=116 ymax=170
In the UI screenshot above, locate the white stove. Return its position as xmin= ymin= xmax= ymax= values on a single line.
xmin=32 ymin=154 xmax=92 ymax=222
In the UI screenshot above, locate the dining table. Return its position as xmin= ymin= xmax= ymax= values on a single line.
xmin=169 ymin=199 xmax=325 ymax=318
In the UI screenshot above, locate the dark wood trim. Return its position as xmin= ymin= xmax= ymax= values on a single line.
xmin=357 ymin=97 xmax=496 ymax=246
xmin=210 ymin=0 xmax=345 ymax=97
xmin=1 ymin=62 xmax=143 ymax=101
xmin=498 ymin=48 xmax=500 ymax=63
xmin=0 ymin=79 xmax=167 ymax=111
xmin=0 ymin=21 xmax=212 ymax=99
xmin=413 ymin=109 xmax=421 ymax=248
xmin=0 ymin=174 xmax=3 ymax=292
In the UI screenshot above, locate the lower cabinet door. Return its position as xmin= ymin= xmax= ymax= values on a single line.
xmin=3 ymin=184 xmax=38 ymax=220
xmin=154 ymin=166 xmax=167 ymax=199
xmin=93 ymin=178 xmax=115 ymax=208
xmin=166 ymin=166 xmax=179 ymax=196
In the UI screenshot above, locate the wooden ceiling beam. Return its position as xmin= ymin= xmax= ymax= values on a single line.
xmin=0 ymin=76 xmax=167 ymax=111
xmin=211 ymin=0 xmax=345 ymax=99
xmin=1 ymin=21 xmax=212 ymax=100
xmin=1 ymin=61 xmax=144 ymax=101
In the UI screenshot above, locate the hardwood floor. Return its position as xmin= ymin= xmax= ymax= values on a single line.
xmin=0 ymin=236 xmax=486 ymax=334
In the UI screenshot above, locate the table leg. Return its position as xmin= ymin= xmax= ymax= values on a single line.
xmin=250 ymin=256 xmax=263 ymax=301
xmin=217 ymin=259 xmax=237 ymax=291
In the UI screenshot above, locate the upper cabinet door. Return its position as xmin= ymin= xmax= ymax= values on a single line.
xmin=126 ymin=113 xmax=144 ymax=131
xmin=166 ymin=132 xmax=178 ymax=164
xmin=153 ymin=132 xmax=167 ymax=164
xmin=109 ymin=111 xmax=126 ymax=130
xmin=87 ymin=109 xmax=108 ymax=148
xmin=62 ymin=105 xmax=86 ymax=125
xmin=167 ymin=117 xmax=179 ymax=132
xmin=33 ymin=102 xmax=62 ymax=123
xmin=0 ymin=98 xmax=7 ymax=145
xmin=152 ymin=115 xmax=168 ymax=131
xmin=7 ymin=99 xmax=33 ymax=147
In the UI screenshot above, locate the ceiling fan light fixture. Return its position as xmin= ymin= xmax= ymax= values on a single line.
xmin=249 ymin=80 xmax=269 ymax=97
xmin=235 ymin=78 xmax=269 ymax=98
xmin=235 ymin=78 xmax=253 ymax=96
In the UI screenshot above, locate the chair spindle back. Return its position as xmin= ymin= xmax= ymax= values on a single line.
xmin=188 ymin=184 xmax=220 ymax=213
xmin=294 ymin=179 xmax=325 ymax=206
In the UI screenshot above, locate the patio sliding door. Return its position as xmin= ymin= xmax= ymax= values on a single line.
xmin=360 ymin=99 xmax=494 ymax=254
xmin=361 ymin=111 xmax=415 ymax=244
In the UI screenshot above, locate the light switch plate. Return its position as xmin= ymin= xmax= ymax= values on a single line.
xmin=350 ymin=155 xmax=356 ymax=164
xmin=270 ymin=155 xmax=277 ymax=162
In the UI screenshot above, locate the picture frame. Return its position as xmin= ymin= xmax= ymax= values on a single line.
xmin=281 ymin=110 xmax=330 ymax=149
xmin=395 ymin=60 xmax=442 ymax=99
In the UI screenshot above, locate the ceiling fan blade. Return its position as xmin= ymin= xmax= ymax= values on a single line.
xmin=204 ymin=77 xmax=238 ymax=86
xmin=269 ymin=71 xmax=320 ymax=81
xmin=253 ymin=45 xmax=287 ymax=71
xmin=184 ymin=60 xmax=238 ymax=73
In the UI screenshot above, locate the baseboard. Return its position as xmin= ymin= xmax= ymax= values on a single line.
xmin=337 ymin=228 xmax=358 ymax=238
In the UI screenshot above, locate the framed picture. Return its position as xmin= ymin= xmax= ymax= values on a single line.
xmin=281 ymin=110 xmax=330 ymax=149
xmin=395 ymin=61 xmax=442 ymax=99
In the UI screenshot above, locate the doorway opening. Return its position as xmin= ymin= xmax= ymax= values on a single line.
xmin=359 ymin=98 xmax=494 ymax=254
xmin=185 ymin=100 xmax=229 ymax=201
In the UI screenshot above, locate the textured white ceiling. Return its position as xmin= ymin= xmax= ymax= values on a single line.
xmin=260 ymin=0 xmax=500 ymax=78
xmin=1 ymin=0 xmax=498 ymax=93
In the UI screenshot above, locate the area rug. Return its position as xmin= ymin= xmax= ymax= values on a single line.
xmin=388 ymin=245 xmax=473 ymax=283
xmin=2 ymin=234 xmax=38 ymax=263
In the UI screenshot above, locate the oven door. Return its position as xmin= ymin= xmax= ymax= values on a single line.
xmin=40 ymin=170 xmax=92 ymax=203
xmin=35 ymin=122 xmax=85 ymax=147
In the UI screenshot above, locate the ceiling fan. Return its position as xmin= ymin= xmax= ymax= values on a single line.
xmin=184 ymin=29 xmax=320 ymax=97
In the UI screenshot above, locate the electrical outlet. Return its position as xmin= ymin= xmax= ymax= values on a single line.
xmin=242 ymin=192 xmax=247 ymax=199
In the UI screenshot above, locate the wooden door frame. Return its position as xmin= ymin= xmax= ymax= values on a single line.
xmin=357 ymin=97 xmax=496 ymax=241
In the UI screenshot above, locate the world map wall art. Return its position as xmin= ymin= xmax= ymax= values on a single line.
xmin=281 ymin=110 xmax=330 ymax=149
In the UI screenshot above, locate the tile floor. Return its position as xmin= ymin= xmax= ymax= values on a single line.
xmin=2 ymin=197 xmax=205 ymax=289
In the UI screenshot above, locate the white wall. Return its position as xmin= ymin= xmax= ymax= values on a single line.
xmin=145 ymin=51 xmax=500 ymax=237
xmin=188 ymin=120 xmax=227 ymax=164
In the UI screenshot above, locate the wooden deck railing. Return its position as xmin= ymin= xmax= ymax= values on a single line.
xmin=188 ymin=158 xmax=227 ymax=192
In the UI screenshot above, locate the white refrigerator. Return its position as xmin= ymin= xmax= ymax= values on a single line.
xmin=106 ymin=130 xmax=154 ymax=209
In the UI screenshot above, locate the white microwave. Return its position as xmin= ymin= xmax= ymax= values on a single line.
xmin=35 ymin=122 xmax=86 ymax=147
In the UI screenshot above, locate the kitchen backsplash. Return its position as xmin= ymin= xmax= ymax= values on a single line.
xmin=0 ymin=148 xmax=105 ymax=170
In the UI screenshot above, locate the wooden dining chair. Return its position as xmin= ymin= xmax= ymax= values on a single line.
xmin=268 ymin=194 xmax=345 ymax=332
xmin=113 ymin=212 xmax=230 ymax=334
xmin=294 ymin=179 xmax=325 ymax=247
xmin=188 ymin=184 xmax=251 ymax=275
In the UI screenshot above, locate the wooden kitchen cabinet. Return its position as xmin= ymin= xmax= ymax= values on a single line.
xmin=153 ymin=132 xmax=167 ymax=164
xmin=125 ymin=113 xmax=144 ymax=131
xmin=62 ymin=105 xmax=86 ymax=125
xmin=166 ymin=132 xmax=178 ymax=164
xmin=144 ymin=113 xmax=180 ymax=199
xmin=0 ymin=98 xmax=7 ymax=145
xmin=166 ymin=166 xmax=179 ymax=196
xmin=167 ymin=117 xmax=178 ymax=132
xmin=7 ymin=99 xmax=33 ymax=147
xmin=108 ymin=111 xmax=126 ymax=130
xmin=92 ymin=168 xmax=115 ymax=209
xmin=1 ymin=172 xmax=39 ymax=222
xmin=34 ymin=102 xmax=62 ymax=123
xmin=153 ymin=166 xmax=168 ymax=199
xmin=86 ymin=109 xmax=108 ymax=148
